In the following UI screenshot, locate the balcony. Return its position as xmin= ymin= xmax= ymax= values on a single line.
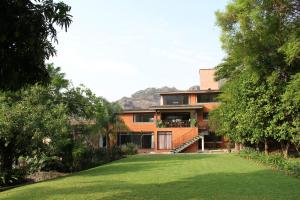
xmin=156 ymin=119 xmax=198 ymax=128
xmin=156 ymin=112 xmax=198 ymax=128
xmin=159 ymin=119 xmax=190 ymax=128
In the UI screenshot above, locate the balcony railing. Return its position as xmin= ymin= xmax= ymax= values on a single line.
xmin=157 ymin=120 xmax=191 ymax=128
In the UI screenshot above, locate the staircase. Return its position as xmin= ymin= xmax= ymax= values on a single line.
xmin=171 ymin=135 xmax=202 ymax=154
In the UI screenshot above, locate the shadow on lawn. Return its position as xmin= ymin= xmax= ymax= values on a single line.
xmin=77 ymin=154 xmax=218 ymax=177
xmin=118 ymin=153 xmax=218 ymax=163
xmin=5 ymin=169 xmax=300 ymax=200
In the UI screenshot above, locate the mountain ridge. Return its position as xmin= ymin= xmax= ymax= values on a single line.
xmin=116 ymin=85 xmax=200 ymax=110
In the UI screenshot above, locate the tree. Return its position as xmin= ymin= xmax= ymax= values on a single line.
xmin=44 ymin=65 xmax=126 ymax=166
xmin=0 ymin=0 xmax=72 ymax=91
xmin=98 ymin=101 xmax=127 ymax=149
xmin=283 ymin=73 xmax=300 ymax=153
xmin=214 ymin=0 xmax=300 ymax=157
xmin=271 ymin=73 xmax=300 ymax=157
xmin=0 ymin=85 xmax=69 ymax=183
xmin=215 ymin=0 xmax=300 ymax=81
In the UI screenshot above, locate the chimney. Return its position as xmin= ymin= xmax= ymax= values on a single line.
xmin=199 ymin=68 xmax=219 ymax=90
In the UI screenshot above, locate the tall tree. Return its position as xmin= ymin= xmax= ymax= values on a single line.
xmin=0 ymin=0 xmax=72 ymax=90
xmin=213 ymin=0 xmax=300 ymax=156
xmin=215 ymin=0 xmax=300 ymax=80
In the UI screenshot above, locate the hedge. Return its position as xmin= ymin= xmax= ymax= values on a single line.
xmin=239 ymin=148 xmax=300 ymax=177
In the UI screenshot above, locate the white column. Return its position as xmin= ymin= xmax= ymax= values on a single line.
xmin=201 ymin=136 xmax=204 ymax=151
xmin=99 ymin=135 xmax=103 ymax=148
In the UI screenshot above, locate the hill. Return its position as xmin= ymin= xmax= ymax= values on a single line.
xmin=116 ymin=87 xmax=178 ymax=110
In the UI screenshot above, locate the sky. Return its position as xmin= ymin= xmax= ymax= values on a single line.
xmin=50 ymin=0 xmax=229 ymax=101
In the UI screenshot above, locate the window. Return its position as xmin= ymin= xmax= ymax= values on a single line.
xmin=197 ymin=93 xmax=219 ymax=103
xmin=141 ymin=134 xmax=153 ymax=149
xmin=158 ymin=132 xmax=172 ymax=149
xmin=203 ymin=112 xmax=209 ymax=120
xmin=161 ymin=112 xmax=190 ymax=121
xmin=133 ymin=113 xmax=154 ymax=123
xmin=118 ymin=132 xmax=154 ymax=149
xmin=163 ymin=95 xmax=189 ymax=105
xmin=205 ymin=132 xmax=222 ymax=142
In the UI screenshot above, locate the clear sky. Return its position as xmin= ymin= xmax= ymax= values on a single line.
xmin=50 ymin=0 xmax=229 ymax=101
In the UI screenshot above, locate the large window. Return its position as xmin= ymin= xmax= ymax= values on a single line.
xmin=197 ymin=93 xmax=219 ymax=103
xmin=118 ymin=132 xmax=154 ymax=149
xmin=133 ymin=113 xmax=154 ymax=123
xmin=203 ymin=112 xmax=209 ymax=120
xmin=158 ymin=132 xmax=172 ymax=149
xmin=205 ymin=132 xmax=222 ymax=142
xmin=163 ymin=95 xmax=189 ymax=105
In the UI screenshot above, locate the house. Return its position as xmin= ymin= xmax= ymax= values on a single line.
xmin=117 ymin=69 xmax=226 ymax=153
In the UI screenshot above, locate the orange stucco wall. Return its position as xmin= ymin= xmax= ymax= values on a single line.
xmin=190 ymin=94 xmax=197 ymax=105
xmin=121 ymin=113 xmax=156 ymax=132
xmin=119 ymin=113 xmax=198 ymax=152
xmin=199 ymin=69 xmax=219 ymax=90
xmin=197 ymin=102 xmax=219 ymax=128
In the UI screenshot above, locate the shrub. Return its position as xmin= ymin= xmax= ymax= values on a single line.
xmin=121 ymin=143 xmax=138 ymax=155
xmin=190 ymin=118 xmax=197 ymax=127
xmin=240 ymin=148 xmax=300 ymax=177
xmin=40 ymin=157 xmax=67 ymax=172
xmin=72 ymin=144 xmax=93 ymax=171
xmin=0 ymin=169 xmax=27 ymax=187
xmin=156 ymin=120 xmax=164 ymax=128
xmin=91 ymin=148 xmax=111 ymax=164
xmin=109 ymin=146 xmax=125 ymax=160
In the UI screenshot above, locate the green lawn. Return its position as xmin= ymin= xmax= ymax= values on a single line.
xmin=1 ymin=154 xmax=300 ymax=200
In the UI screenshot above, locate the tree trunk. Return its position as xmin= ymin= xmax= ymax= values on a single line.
xmin=0 ymin=147 xmax=14 ymax=175
xmin=240 ymin=143 xmax=244 ymax=150
xmin=281 ymin=141 xmax=290 ymax=159
xmin=264 ymin=138 xmax=269 ymax=155
xmin=227 ymin=140 xmax=231 ymax=153
xmin=106 ymin=132 xmax=111 ymax=149
xmin=235 ymin=142 xmax=240 ymax=152
xmin=295 ymin=145 xmax=300 ymax=156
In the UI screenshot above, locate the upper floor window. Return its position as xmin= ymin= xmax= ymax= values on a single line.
xmin=163 ymin=95 xmax=189 ymax=105
xmin=203 ymin=112 xmax=209 ymax=120
xmin=197 ymin=93 xmax=219 ymax=103
xmin=133 ymin=113 xmax=154 ymax=123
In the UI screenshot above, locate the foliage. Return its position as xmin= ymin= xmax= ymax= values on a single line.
xmin=240 ymin=148 xmax=300 ymax=177
xmin=0 ymin=85 xmax=69 ymax=185
xmin=98 ymin=101 xmax=127 ymax=148
xmin=0 ymin=0 xmax=72 ymax=91
xmin=215 ymin=0 xmax=300 ymax=80
xmin=280 ymin=73 xmax=300 ymax=152
xmin=0 ymin=169 xmax=27 ymax=187
xmin=71 ymin=143 xmax=93 ymax=171
xmin=190 ymin=118 xmax=197 ymax=127
xmin=212 ymin=0 xmax=300 ymax=157
xmin=120 ymin=143 xmax=138 ymax=155
xmin=0 ymin=65 xmax=126 ymax=186
xmin=44 ymin=64 xmax=126 ymax=171
xmin=156 ymin=120 xmax=164 ymax=128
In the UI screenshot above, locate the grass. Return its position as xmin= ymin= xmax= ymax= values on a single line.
xmin=1 ymin=154 xmax=300 ymax=200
